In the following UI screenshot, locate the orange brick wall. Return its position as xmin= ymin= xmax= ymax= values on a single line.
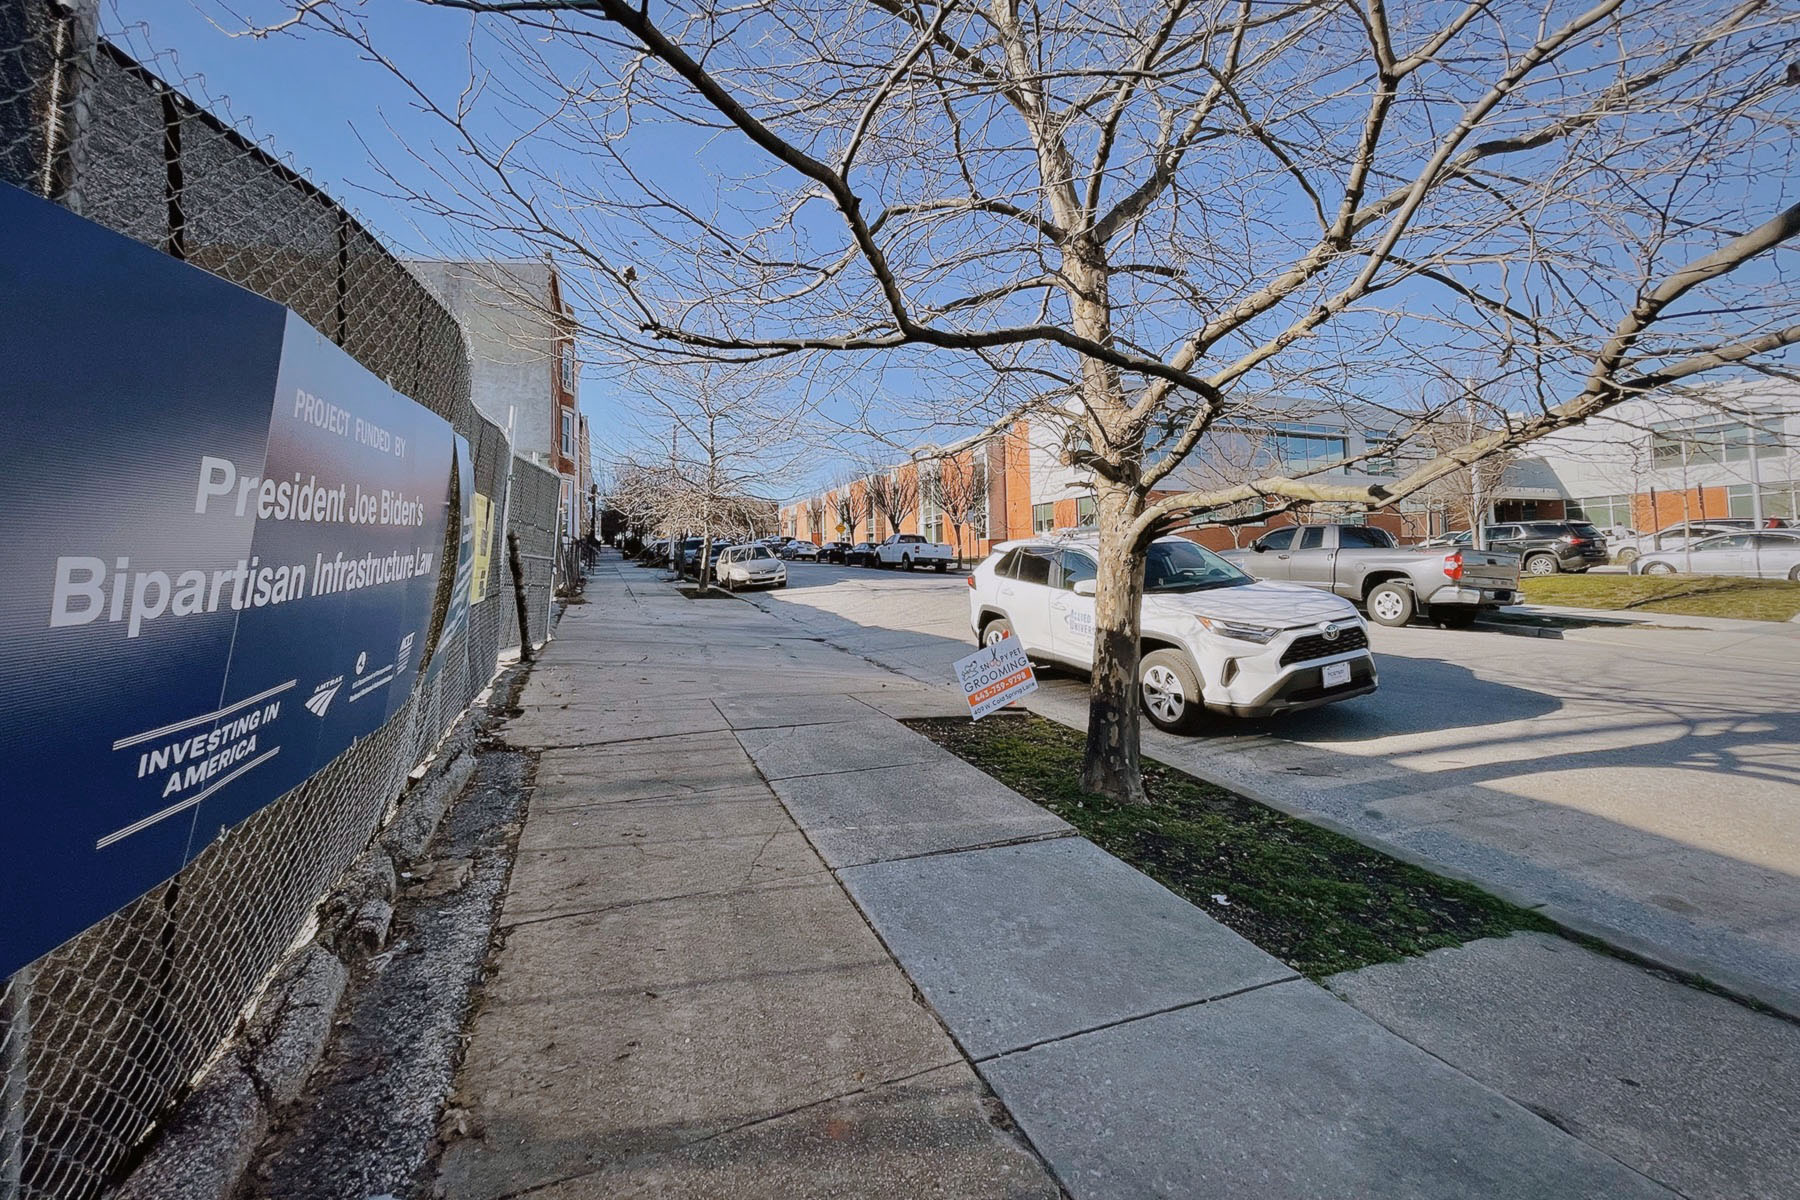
xmin=1635 ymin=486 xmax=1732 ymax=531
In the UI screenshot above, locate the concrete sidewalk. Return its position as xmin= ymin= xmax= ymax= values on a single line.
xmin=435 ymin=556 xmax=1797 ymax=1199
xmin=435 ymin=562 xmax=1056 ymax=1199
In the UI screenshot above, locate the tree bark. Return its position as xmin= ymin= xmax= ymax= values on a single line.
xmin=1080 ymin=481 xmax=1148 ymax=803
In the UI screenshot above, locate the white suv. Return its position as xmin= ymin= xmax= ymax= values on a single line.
xmin=968 ymin=535 xmax=1376 ymax=731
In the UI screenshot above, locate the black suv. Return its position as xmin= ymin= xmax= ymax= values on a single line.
xmin=820 ymin=540 xmax=853 ymax=564
xmin=1482 ymin=521 xmax=1609 ymax=575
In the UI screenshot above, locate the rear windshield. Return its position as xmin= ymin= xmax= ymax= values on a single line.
xmin=1337 ymin=525 xmax=1395 ymax=549
xmin=1569 ymin=523 xmax=1601 ymax=538
xmin=898 ymin=534 xmax=924 ymax=543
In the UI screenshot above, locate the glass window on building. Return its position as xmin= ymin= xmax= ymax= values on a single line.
xmin=561 ymin=409 xmax=576 ymax=459
xmin=1567 ymin=494 xmax=1634 ymax=529
xmin=1650 ymin=421 xmax=1782 ymax=467
xmin=1727 ymin=482 xmax=1798 ymax=521
xmin=1075 ymin=495 xmax=1097 ymax=526
xmin=1269 ymin=423 xmax=1348 ymax=469
xmin=1361 ymin=430 xmax=1395 ymax=474
xmin=1033 ymin=502 xmax=1056 ymax=532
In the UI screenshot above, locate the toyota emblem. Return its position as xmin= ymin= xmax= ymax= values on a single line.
xmin=1321 ymin=622 xmax=1341 ymax=641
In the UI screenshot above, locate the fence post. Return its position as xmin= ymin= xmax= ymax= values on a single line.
xmin=508 ymin=530 xmax=532 ymax=664
xmin=43 ymin=0 xmax=98 ymax=212
xmin=1 ymin=968 xmax=29 ymax=1200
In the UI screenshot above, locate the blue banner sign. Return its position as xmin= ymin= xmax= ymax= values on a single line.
xmin=0 ymin=183 xmax=463 ymax=978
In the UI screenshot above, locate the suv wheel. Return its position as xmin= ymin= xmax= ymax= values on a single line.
xmin=1366 ymin=581 xmax=1415 ymax=627
xmin=1140 ymin=650 xmax=1204 ymax=734
xmin=1525 ymin=553 xmax=1559 ymax=576
xmin=981 ymin=616 xmax=1015 ymax=648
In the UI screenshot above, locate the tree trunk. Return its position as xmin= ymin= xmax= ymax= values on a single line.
xmin=1080 ymin=481 xmax=1148 ymax=803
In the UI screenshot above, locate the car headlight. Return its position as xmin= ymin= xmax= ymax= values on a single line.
xmin=1194 ymin=616 xmax=1279 ymax=644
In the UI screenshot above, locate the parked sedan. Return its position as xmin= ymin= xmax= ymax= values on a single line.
xmin=1631 ymin=531 xmax=1800 ymax=580
xmin=714 ymin=544 xmax=789 ymax=590
xmin=1613 ymin=520 xmax=1756 ymax=565
xmin=781 ymin=541 xmax=820 ymax=561
xmin=846 ymin=541 xmax=880 ymax=566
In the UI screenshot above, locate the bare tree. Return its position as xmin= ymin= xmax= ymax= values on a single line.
xmin=306 ymin=0 xmax=1800 ymax=800
xmin=866 ymin=460 xmax=921 ymax=542
xmin=618 ymin=361 xmax=812 ymax=591
xmin=831 ymin=470 xmax=877 ymax=545
xmin=1407 ymin=392 xmax=1518 ymax=543
xmin=931 ymin=451 xmax=990 ymax=568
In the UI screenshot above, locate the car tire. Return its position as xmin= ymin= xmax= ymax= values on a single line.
xmin=1139 ymin=649 xmax=1205 ymax=735
xmin=1643 ymin=561 xmax=1677 ymax=575
xmin=1434 ymin=607 xmax=1479 ymax=630
xmin=1366 ymin=581 xmax=1415 ymax=627
xmin=936 ymin=561 xmax=948 ymax=573
xmin=902 ymin=555 xmax=913 ymax=571
xmin=1525 ymin=553 xmax=1560 ymax=576
xmin=1789 ymin=565 xmax=1800 ymax=582
xmin=980 ymin=616 xmax=1015 ymax=649
xmin=1616 ymin=548 xmax=1640 ymax=566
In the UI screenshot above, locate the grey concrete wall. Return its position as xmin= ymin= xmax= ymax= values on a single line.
xmin=411 ymin=260 xmax=558 ymax=470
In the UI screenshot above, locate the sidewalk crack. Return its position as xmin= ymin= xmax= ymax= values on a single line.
xmin=973 ymin=975 xmax=1302 ymax=1064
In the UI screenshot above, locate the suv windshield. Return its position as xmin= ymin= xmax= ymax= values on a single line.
xmin=1145 ymin=539 xmax=1251 ymax=593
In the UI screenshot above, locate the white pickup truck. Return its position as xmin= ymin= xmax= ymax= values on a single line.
xmin=874 ymin=533 xmax=955 ymax=571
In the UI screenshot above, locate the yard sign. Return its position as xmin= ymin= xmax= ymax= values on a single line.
xmin=953 ymin=634 xmax=1037 ymax=720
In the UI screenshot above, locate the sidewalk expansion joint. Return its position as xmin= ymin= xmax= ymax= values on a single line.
xmin=535 ymin=781 xmax=772 ymax=812
xmin=757 ymin=756 xmax=942 ymax=784
xmin=483 ymin=1057 xmax=969 ymax=1200
xmin=496 ymin=875 xmax=833 ymax=934
xmin=525 ymin=725 xmax=739 ymax=751
xmin=972 ymin=975 xmax=1302 ymax=1065
xmin=1340 ymin=998 xmax=1691 ymax=1199
xmin=835 ymin=829 xmax=1078 ymax=871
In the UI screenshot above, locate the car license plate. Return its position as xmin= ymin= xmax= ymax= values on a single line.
xmin=1322 ymin=661 xmax=1352 ymax=688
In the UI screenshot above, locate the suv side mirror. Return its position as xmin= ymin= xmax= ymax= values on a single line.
xmin=1073 ymin=579 xmax=1098 ymax=596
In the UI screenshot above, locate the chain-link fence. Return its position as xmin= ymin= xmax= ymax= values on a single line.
xmin=0 ymin=6 xmax=565 ymax=1197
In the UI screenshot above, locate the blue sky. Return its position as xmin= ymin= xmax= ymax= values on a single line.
xmin=116 ymin=1 xmax=936 ymax=486
xmin=113 ymin=1 xmax=1797 ymax=497
xmin=119 ymin=2 xmax=472 ymax=252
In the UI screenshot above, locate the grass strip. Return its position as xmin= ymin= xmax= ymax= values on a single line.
xmin=906 ymin=713 xmax=1553 ymax=978
xmin=1519 ymin=574 xmax=1800 ymax=622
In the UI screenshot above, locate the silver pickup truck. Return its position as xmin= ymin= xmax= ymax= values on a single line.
xmin=1221 ymin=524 xmax=1520 ymax=627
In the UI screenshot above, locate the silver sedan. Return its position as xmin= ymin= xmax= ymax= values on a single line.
xmin=1631 ymin=531 xmax=1800 ymax=580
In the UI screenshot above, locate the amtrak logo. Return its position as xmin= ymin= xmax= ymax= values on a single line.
xmin=1320 ymin=622 xmax=1341 ymax=642
xmin=305 ymin=676 xmax=345 ymax=718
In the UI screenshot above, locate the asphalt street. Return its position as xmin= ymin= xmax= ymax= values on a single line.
xmin=744 ymin=560 xmax=1800 ymax=1015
